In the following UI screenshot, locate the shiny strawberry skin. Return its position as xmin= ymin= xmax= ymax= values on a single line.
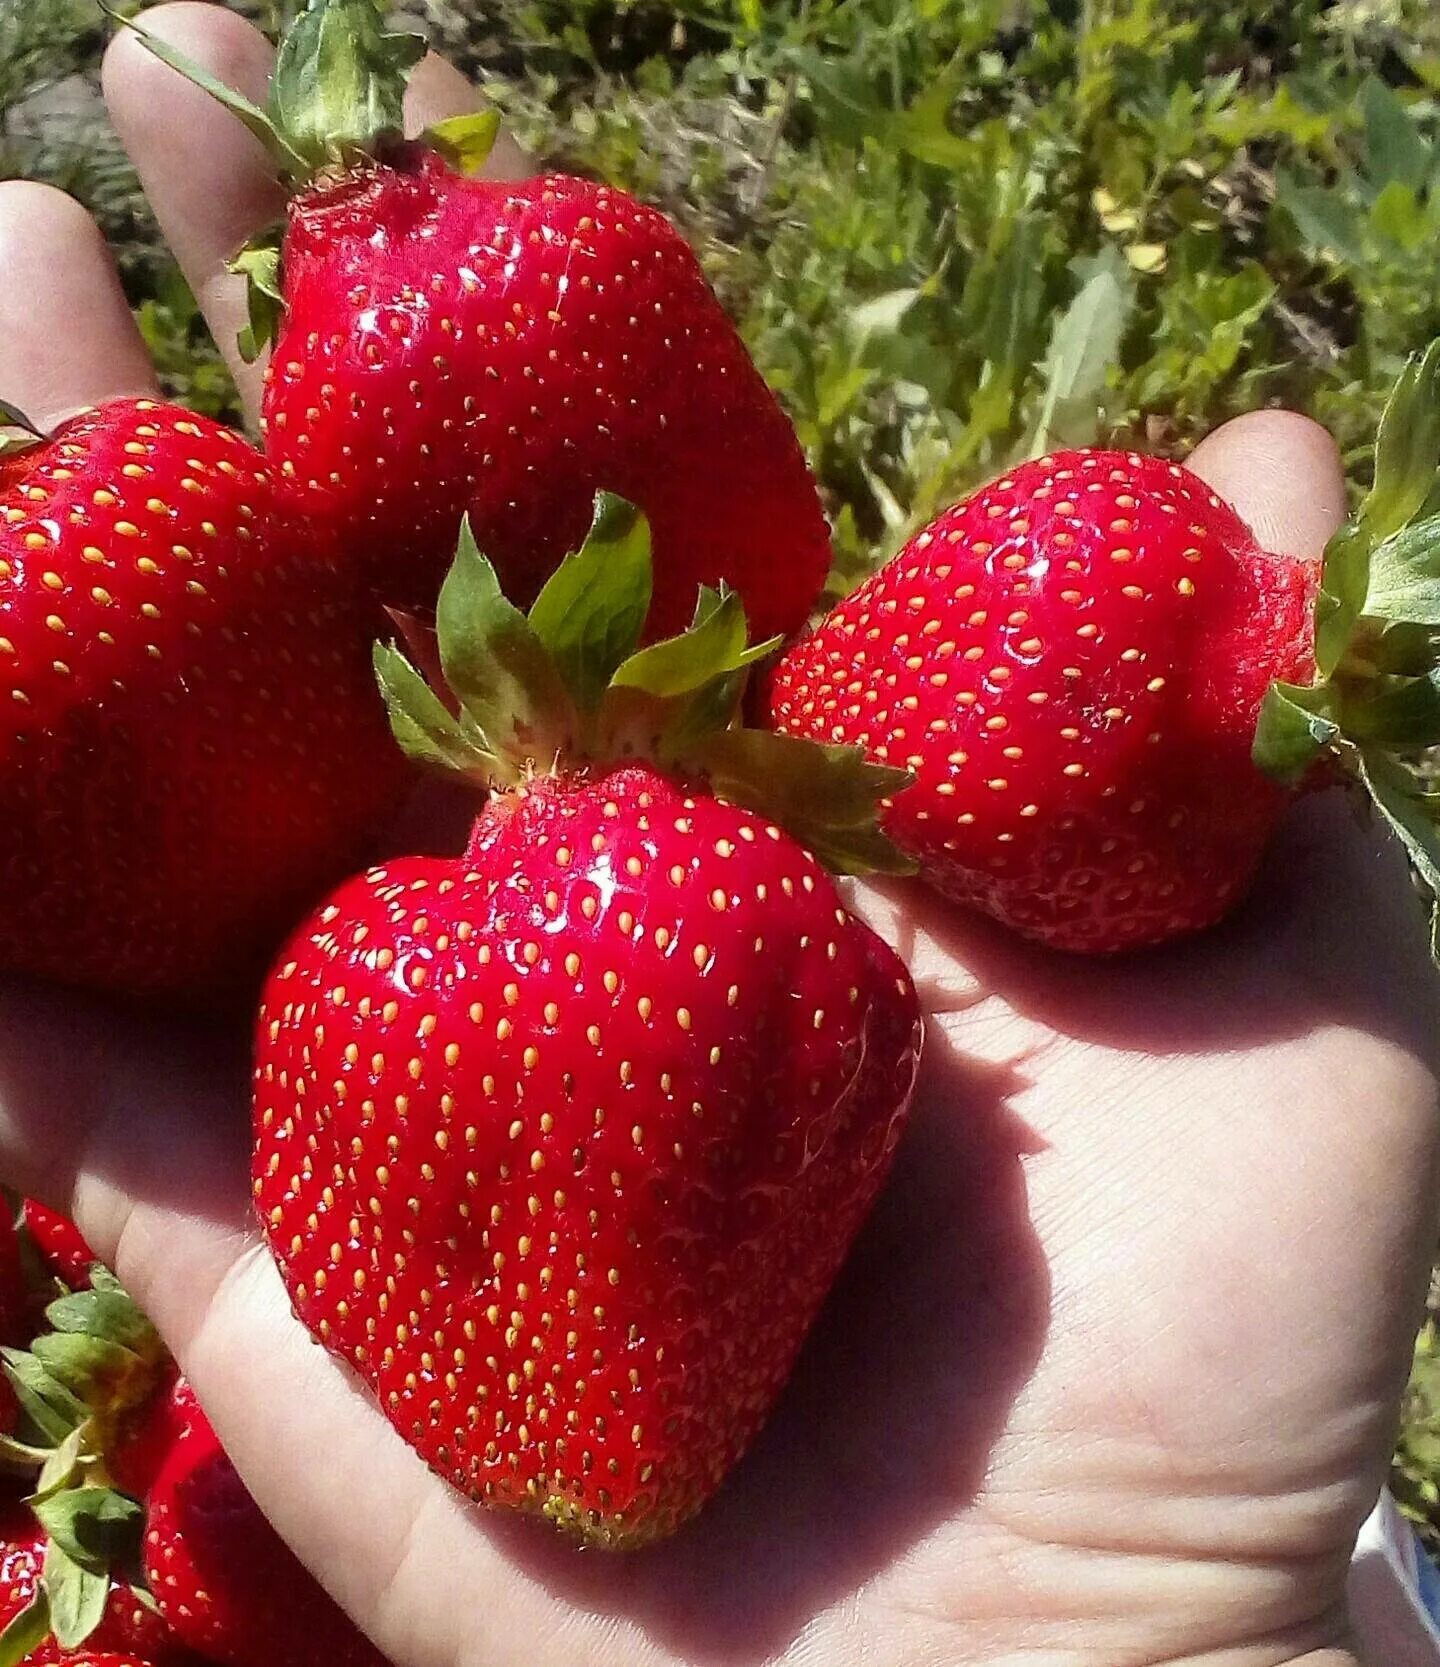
xmin=262 ymin=154 xmax=830 ymax=642
xmin=767 ymin=450 xmax=1319 ymax=952
xmin=253 ymin=765 xmax=921 ymax=1545
xmin=141 ymin=1379 xmax=386 ymax=1667
xmin=0 ymin=400 xmax=407 ymax=1000
xmin=0 ymin=1510 xmax=190 ymax=1665
xmin=21 ymin=1201 xmax=96 ymax=1293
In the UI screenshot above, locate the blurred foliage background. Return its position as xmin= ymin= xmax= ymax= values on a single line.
xmin=4 ymin=0 xmax=1440 ymax=1541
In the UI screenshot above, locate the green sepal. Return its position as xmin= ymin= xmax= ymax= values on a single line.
xmin=528 ymin=494 xmax=652 ymax=712
xmin=32 ymin=1488 xmax=143 ymax=1575
xmin=611 ymin=587 xmax=779 ymax=698
xmin=424 ymin=109 xmax=502 ymax=176
xmin=1362 ymin=519 xmax=1440 ymax=626
xmin=230 ymin=240 xmax=286 ymax=365
xmin=374 ymin=642 xmax=498 ymax=778
xmin=30 ymin=1334 xmax=152 ymax=1417
xmin=0 ymin=1592 xmax=50 ymax=1667
xmin=33 ymin=1423 xmax=89 ymax=1501
xmin=0 ymin=1433 xmax=63 ymax=1476
xmin=1339 ymin=669 xmax=1440 ymax=748
xmin=44 ymin=1285 xmax=161 ymax=1361
xmin=0 ymin=400 xmax=48 ymax=461
xmin=2 ymin=1350 xmax=88 ymax=1445
xmin=1356 ymin=749 xmax=1440 ymax=959
xmin=694 ymin=729 xmax=918 ymax=876
xmin=1252 ymin=681 xmax=1339 ymax=783
xmin=434 ymin=517 xmax=578 ymax=772
xmin=41 ymin=1539 xmax=107 ymax=1651
xmin=270 ymin=0 xmax=425 ymax=172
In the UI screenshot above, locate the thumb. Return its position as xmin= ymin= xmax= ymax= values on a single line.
xmin=1185 ymin=408 xmax=1347 ymax=561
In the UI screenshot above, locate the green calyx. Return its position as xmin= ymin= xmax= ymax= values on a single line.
xmin=104 ymin=0 xmax=503 ymax=363
xmin=0 ymin=1263 xmax=165 ymax=1667
xmin=376 ymin=495 xmax=915 ymax=877
xmin=0 ymin=400 xmax=48 ymax=462
xmin=1253 ymin=337 xmax=1440 ymax=955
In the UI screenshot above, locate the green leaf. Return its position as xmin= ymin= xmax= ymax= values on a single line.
xmin=270 ymin=0 xmax=426 ymax=171
xmin=694 ymin=729 xmax=915 ymax=876
xmin=424 ymin=108 xmax=502 ymax=176
xmin=229 ymin=243 xmax=285 ymax=365
xmin=100 ymin=3 xmax=305 ymax=178
xmin=1369 ymin=180 xmax=1428 ymax=252
xmin=30 ymin=1335 xmax=144 ymax=1409
xmin=1028 ymin=249 xmax=1133 ymax=456
xmin=44 ymin=1288 xmax=159 ymax=1359
xmin=1 ymin=1351 xmax=87 ymax=1445
xmin=0 ymin=1592 xmax=50 ymax=1667
xmin=1355 ymin=749 xmax=1440 ymax=961
xmin=41 ymin=1540 xmax=107 ymax=1650
xmin=1277 ymin=171 xmax=1368 ymax=264
xmin=611 ymin=589 xmax=778 ymax=699
xmin=1363 ymin=521 xmax=1440 ymax=625
xmin=1359 ymin=338 xmax=1440 ymax=548
xmin=1362 ymin=77 xmax=1431 ymax=194
xmin=0 ymin=401 xmax=47 ymax=444
xmin=33 ymin=1488 xmax=143 ymax=1573
xmin=374 ymin=643 xmax=496 ymax=777
xmin=1342 ymin=671 xmax=1440 ymax=748
xmin=527 ymin=495 xmax=653 ymax=711
xmin=434 ymin=518 xmax=576 ymax=769
xmin=34 ymin=1423 xmax=88 ymax=1500
xmin=1252 ymin=681 xmax=1339 ymax=782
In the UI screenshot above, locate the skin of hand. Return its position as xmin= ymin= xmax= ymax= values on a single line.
xmin=0 ymin=7 xmax=1430 ymax=1665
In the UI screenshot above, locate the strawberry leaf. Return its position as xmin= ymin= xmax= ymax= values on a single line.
xmin=1 ymin=1350 xmax=87 ymax=1444
xmin=528 ymin=495 xmax=653 ymax=711
xmin=33 ymin=1423 xmax=88 ymax=1501
xmin=270 ymin=0 xmax=425 ymax=172
xmin=41 ymin=1540 xmax=107 ymax=1649
xmin=425 ymin=109 xmax=502 ymax=176
xmin=611 ymin=588 xmax=779 ymax=698
xmin=374 ymin=643 xmax=497 ymax=778
xmin=230 ymin=242 xmax=286 ymax=366
xmin=1356 ymin=749 xmax=1440 ymax=960
xmin=45 ymin=1287 xmax=160 ymax=1359
xmin=30 ymin=1335 xmax=149 ymax=1414
xmin=435 ymin=517 xmax=577 ymax=769
xmin=1340 ymin=670 xmax=1440 ymax=748
xmin=33 ymin=1488 xmax=142 ymax=1573
xmin=1358 ymin=338 xmax=1440 ymax=548
xmin=1252 ymin=681 xmax=1339 ymax=782
xmin=0 ymin=1592 xmax=49 ymax=1667
xmin=1363 ymin=521 xmax=1440 ymax=625
xmin=695 ymin=729 xmax=916 ymax=876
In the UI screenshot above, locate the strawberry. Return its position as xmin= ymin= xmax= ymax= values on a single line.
xmin=252 ymin=499 xmax=921 ymax=1545
xmin=0 ymin=398 xmax=407 ymax=1001
xmin=767 ymin=347 xmax=1440 ymax=952
xmin=140 ymin=1379 xmax=387 ymax=1667
xmin=20 ymin=1206 xmax=96 ymax=1296
xmin=0 ymin=1205 xmax=32 ymax=1346
xmin=120 ymin=2 xmax=831 ymax=642
xmin=0 ymin=1509 xmax=189 ymax=1665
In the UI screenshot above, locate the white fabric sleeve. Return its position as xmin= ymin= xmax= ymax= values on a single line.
xmin=1348 ymin=1490 xmax=1440 ymax=1664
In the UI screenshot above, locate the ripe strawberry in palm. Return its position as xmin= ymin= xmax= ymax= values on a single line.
xmin=0 ymin=399 xmax=406 ymax=1000
xmin=139 ymin=1378 xmax=386 ymax=1667
xmin=253 ymin=499 xmax=921 ymax=1546
xmin=767 ymin=346 xmax=1440 ymax=953
xmin=123 ymin=1 xmax=831 ymax=642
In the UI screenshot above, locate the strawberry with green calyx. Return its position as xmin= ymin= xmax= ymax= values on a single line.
xmin=0 ymin=397 xmax=407 ymax=1002
xmin=109 ymin=2 xmax=832 ymax=643
xmin=767 ymin=342 xmax=1440 ymax=955
xmin=253 ymin=497 xmax=922 ymax=1547
xmin=0 ymin=1276 xmax=186 ymax=1667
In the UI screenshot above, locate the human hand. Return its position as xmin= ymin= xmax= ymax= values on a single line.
xmin=0 ymin=8 xmax=1433 ymax=1665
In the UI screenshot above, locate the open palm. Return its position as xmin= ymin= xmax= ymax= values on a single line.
xmin=0 ymin=9 xmax=1433 ymax=1666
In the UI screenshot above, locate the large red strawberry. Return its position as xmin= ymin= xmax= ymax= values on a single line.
xmin=123 ymin=3 xmax=831 ymax=643
xmin=140 ymin=1379 xmax=386 ymax=1667
xmin=0 ymin=399 xmax=407 ymax=1000
xmin=767 ymin=346 xmax=1440 ymax=952
xmin=253 ymin=500 xmax=921 ymax=1545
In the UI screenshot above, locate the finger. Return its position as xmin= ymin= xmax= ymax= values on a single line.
xmin=102 ymin=2 xmax=282 ymax=419
xmin=104 ymin=5 xmax=532 ymax=424
xmin=1186 ymin=408 xmax=1347 ymax=562
xmin=0 ymin=182 xmax=159 ymax=425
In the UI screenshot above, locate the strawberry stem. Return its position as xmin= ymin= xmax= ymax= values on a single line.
xmin=1254 ymin=337 xmax=1440 ymax=958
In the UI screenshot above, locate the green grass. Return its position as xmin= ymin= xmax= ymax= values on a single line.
xmin=4 ymin=0 xmax=1440 ymax=1545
